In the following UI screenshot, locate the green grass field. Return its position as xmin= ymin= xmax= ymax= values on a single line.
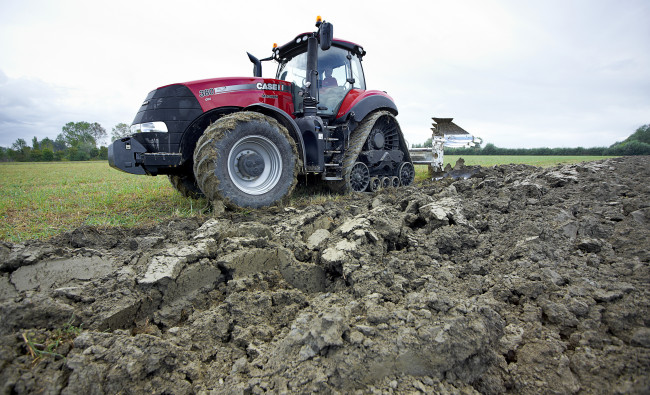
xmin=1 ymin=155 xmax=615 ymax=242
xmin=0 ymin=161 xmax=207 ymax=242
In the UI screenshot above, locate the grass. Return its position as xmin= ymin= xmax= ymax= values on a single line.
xmin=0 ymin=161 xmax=208 ymax=242
xmin=1 ymin=155 xmax=616 ymax=242
xmin=22 ymin=317 xmax=83 ymax=363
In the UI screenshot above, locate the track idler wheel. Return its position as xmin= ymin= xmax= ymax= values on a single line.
xmin=349 ymin=162 xmax=370 ymax=192
xmin=399 ymin=162 xmax=415 ymax=186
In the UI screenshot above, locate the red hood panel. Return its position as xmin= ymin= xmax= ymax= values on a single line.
xmin=170 ymin=77 xmax=295 ymax=115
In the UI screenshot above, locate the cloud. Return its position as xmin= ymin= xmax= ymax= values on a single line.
xmin=0 ymin=70 xmax=71 ymax=146
xmin=0 ymin=69 xmax=139 ymax=147
xmin=0 ymin=0 xmax=648 ymax=150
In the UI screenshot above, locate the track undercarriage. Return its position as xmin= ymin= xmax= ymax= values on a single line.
xmin=327 ymin=111 xmax=414 ymax=193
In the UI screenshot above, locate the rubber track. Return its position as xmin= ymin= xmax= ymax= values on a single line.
xmin=329 ymin=110 xmax=393 ymax=193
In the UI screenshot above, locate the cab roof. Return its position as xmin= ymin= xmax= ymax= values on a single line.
xmin=273 ymin=32 xmax=366 ymax=62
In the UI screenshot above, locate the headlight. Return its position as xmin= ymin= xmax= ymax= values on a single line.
xmin=130 ymin=122 xmax=168 ymax=134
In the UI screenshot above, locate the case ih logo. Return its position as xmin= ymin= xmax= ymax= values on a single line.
xmin=256 ymin=82 xmax=285 ymax=91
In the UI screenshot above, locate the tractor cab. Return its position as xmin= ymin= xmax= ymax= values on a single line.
xmin=273 ymin=33 xmax=367 ymax=119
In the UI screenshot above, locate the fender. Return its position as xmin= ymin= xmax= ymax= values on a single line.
xmin=178 ymin=106 xmax=240 ymax=163
xmin=336 ymin=90 xmax=398 ymax=123
xmin=245 ymin=103 xmax=307 ymax=172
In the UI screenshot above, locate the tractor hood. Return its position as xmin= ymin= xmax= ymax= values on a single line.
xmin=166 ymin=77 xmax=295 ymax=115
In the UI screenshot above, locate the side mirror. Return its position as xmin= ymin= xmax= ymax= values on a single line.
xmin=319 ymin=22 xmax=333 ymax=51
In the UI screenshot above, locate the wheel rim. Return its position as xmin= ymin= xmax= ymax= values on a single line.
xmin=399 ymin=162 xmax=415 ymax=186
xmin=227 ymin=135 xmax=282 ymax=195
xmin=368 ymin=115 xmax=400 ymax=151
xmin=369 ymin=177 xmax=380 ymax=192
xmin=349 ymin=162 xmax=370 ymax=192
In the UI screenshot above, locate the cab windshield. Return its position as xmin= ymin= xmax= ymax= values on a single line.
xmin=276 ymin=46 xmax=365 ymax=116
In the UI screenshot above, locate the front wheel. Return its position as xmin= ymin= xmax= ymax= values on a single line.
xmin=168 ymin=174 xmax=204 ymax=199
xmin=193 ymin=112 xmax=298 ymax=208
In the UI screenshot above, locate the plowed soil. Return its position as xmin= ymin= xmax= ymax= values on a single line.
xmin=1 ymin=156 xmax=648 ymax=394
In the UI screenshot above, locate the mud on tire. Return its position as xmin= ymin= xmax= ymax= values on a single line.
xmin=193 ymin=112 xmax=299 ymax=209
xmin=167 ymin=174 xmax=204 ymax=199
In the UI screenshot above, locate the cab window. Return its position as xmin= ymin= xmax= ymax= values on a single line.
xmin=277 ymin=45 xmax=366 ymax=116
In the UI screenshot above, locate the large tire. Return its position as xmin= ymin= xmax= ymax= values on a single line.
xmin=168 ymin=174 xmax=204 ymax=199
xmin=193 ymin=112 xmax=299 ymax=209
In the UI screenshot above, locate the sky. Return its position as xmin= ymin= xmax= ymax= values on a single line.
xmin=0 ymin=0 xmax=648 ymax=149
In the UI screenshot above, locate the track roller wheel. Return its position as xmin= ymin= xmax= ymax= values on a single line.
xmin=368 ymin=177 xmax=380 ymax=192
xmin=390 ymin=176 xmax=400 ymax=188
xmin=381 ymin=177 xmax=390 ymax=188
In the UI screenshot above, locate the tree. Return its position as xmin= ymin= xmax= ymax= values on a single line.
xmin=31 ymin=136 xmax=40 ymax=150
xmin=607 ymin=123 xmax=650 ymax=155
xmin=60 ymin=122 xmax=94 ymax=147
xmin=607 ymin=140 xmax=650 ymax=156
xmin=69 ymin=141 xmax=96 ymax=161
xmin=111 ymin=123 xmax=131 ymax=141
xmin=42 ymin=148 xmax=54 ymax=161
xmin=12 ymin=138 xmax=27 ymax=151
xmin=11 ymin=138 xmax=30 ymax=161
xmin=40 ymin=137 xmax=55 ymax=151
xmin=60 ymin=122 xmax=106 ymax=148
xmin=98 ymin=146 xmax=108 ymax=160
xmin=31 ymin=149 xmax=43 ymax=162
xmin=54 ymin=134 xmax=67 ymax=151
xmin=622 ymin=124 xmax=650 ymax=145
xmin=482 ymin=143 xmax=497 ymax=155
xmin=88 ymin=122 xmax=108 ymax=146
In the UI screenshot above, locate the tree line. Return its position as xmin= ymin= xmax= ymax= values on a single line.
xmin=2 ymin=122 xmax=649 ymax=162
xmin=412 ymin=124 xmax=650 ymax=156
xmin=0 ymin=122 xmax=130 ymax=162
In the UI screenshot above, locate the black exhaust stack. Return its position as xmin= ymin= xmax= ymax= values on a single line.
xmin=303 ymin=36 xmax=319 ymax=117
xmin=247 ymin=52 xmax=262 ymax=77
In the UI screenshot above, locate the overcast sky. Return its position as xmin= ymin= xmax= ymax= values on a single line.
xmin=1 ymin=0 xmax=648 ymax=148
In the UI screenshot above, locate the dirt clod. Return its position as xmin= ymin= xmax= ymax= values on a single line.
xmin=0 ymin=156 xmax=649 ymax=394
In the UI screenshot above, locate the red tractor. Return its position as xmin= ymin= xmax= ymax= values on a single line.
xmin=109 ymin=17 xmax=414 ymax=208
